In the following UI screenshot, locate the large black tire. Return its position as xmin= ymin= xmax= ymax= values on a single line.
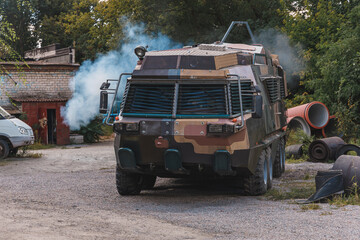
xmin=266 ymin=147 xmax=273 ymax=190
xmin=0 ymin=139 xmax=10 ymax=159
xmin=273 ymin=138 xmax=285 ymax=178
xmin=116 ymin=167 xmax=143 ymax=195
xmin=142 ymin=175 xmax=157 ymax=190
xmin=9 ymin=147 xmax=19 ymax=157
xmin=244 ymin=149 xmax=269 ymax=195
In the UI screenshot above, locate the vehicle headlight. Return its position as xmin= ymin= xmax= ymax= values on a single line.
xmin=125 ymin=123 xmax=139 ymax=132
xmin=18 ymin=126 xmax=28 ymax=135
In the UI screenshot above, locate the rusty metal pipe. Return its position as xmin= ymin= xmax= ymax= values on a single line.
xmin=308 ymin=137 xmax=346 ymax=162
xmin=287 ymin=101 xmax=330 ymax=129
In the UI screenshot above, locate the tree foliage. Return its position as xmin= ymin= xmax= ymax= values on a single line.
xmin=1 ymin=0 xmax=359 ymax=138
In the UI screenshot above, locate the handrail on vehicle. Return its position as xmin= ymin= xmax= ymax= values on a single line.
xmin=104 ymin=73 xmax=132 ymax=126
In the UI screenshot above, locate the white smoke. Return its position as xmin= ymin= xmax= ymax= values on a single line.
xmin=61 ymin=23 xmax=181 ymax=130
xmin=255 ymin=28 xmax=305 ymax=89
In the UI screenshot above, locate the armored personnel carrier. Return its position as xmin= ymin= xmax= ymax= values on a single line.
xmin=100 ymin=22 xmax=287 ymax=196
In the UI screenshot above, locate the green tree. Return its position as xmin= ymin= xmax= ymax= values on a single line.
xmin=0 ymin=0 xmax=37 ymax=56
xmin=316 ymin=5 xmax=360 ymax=138
xmin=30 ymin=0 xmax=75 ymax=47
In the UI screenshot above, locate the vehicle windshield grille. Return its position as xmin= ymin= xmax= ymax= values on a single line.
xmin=177 ymin=84 xmax=227 ymax=115
xmin=122 ymin=81 xmax=254 ymax=117
xmin=123 ymin=84 xmax=175 ymax=115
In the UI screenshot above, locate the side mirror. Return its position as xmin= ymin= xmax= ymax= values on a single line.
xmin=252 ymin=95 xmax=263 ymax=118
xmin=99 ymin=91 xmax=108 ymax=114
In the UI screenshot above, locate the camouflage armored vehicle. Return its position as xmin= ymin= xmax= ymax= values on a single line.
xmin=100 ymin=22 xmax=287 ymax=196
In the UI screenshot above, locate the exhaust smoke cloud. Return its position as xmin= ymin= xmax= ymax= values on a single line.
xmin=255 ymin=28 xmax=305 ymax=89
xmin=61 ymin=23 xmax=181 ymax=130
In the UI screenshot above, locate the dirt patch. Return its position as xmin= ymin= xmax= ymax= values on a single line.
xmin=1 ymin=140 xmax=360 ymax=239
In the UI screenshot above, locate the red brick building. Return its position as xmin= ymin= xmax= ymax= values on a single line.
xmin=0 ymin=44 xmax=79 ymax=145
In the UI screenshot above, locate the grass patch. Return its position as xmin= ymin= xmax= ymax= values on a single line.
xmin=0 ymin=161 xmax=9 ymax=166
xmin=26 ymin=143 xmax=56 ymax=150
xmin=300 ymin=203 xmax=321 ymax=211
xmin=329 ymin=193 xmax=360 ymax=207
xmin=320 ymin=211 xmax=333 ymax=216
xmin=266 ymin=181 xmax=316 ymax=200
xmin=16 ymin=152 xmax=43 ymax=158
xmin=286 ymin=156 xmax=307 ymax=164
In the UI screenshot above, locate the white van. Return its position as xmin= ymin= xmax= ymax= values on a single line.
xmin=0 ymin=106 xmax=34 ymax=158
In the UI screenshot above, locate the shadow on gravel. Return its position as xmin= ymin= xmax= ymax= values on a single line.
xmin=139 ymin=178 xmax=247 ymax=198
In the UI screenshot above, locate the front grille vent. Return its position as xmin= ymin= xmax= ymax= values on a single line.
xmin=177 ymin=84 xmax=227 ymax=115
xmin=123 ymin=84 xmax=175 ymax=115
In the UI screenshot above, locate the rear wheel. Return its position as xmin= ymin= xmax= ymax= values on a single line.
xmin=273 ymin=138 xmax=285 ymax=178
xmin=0 ymin=140 xmax=10 ymax=159
xmin=116 ymin=167 xmax=143 ymax=195
xmin=244 ymin=149 xmax=268 ymax=195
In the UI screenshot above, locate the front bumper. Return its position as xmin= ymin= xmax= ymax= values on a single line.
xmin=9 ymin=136 xmax=35 ymax=148
xmin=114 ymin=133 xmax=254 ymax=177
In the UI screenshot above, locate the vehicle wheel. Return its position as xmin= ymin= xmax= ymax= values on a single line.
xmin=116 ymin=166 xmax=143 ymax=195
xmin=273 ymin=137 xmax=285 ymax=178
xmin=142 ymin=175 xmax=157 ymax=190
xmin=266 ymin=147 xmax=273 ymax=190
xmin=9 ymin=147 xmax=19 ymax=157
xmin=244 ymin=148 xmax=268 ymax=195
xmin=0 ymin=140 xmax=10 ymax=159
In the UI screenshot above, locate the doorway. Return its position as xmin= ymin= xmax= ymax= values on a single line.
xmin=47 ymin=109 xmax=57 ymax=144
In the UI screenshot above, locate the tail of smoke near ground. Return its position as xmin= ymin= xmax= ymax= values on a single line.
xmin=61 ymin=23 xmax=181 ymax=130
xmin=255 ymin=29 xmax=304 ymax=89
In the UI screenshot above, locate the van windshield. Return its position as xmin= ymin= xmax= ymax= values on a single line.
xmin=0 ymin=106 xmax=12 ymax=119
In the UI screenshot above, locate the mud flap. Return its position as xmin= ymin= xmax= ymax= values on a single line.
xmin=213 ymin=150 xmax=235 ymax=176
xmin=118 ymin=148 xmax=137 ymax=169
xmin=164 ymin=149 xmax=189 ymax=174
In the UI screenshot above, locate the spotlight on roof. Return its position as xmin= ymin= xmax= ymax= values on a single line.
xmin=134 ymin=46 xmax=147 ymax=60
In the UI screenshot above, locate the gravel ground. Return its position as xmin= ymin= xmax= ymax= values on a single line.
xmin=0 ymin=140 xmax=360 ymax=240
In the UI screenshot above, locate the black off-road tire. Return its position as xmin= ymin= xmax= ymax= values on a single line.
xmin=0 ymin=139 xmax=10 ymax=159
xmin=142 ymin=175 xmax=157 ymax=190
xmin=244 ymin=149 xmax=268 ymax=195
xmin=273 ymin=137 xmax=285 ymax=178
xmin=266 ymin=147 xmax=273 ymax=190
xmin=9 ymin=147 xmax=19 ymax=157
xmin=116 ymin=167 xmax=143 ymax=196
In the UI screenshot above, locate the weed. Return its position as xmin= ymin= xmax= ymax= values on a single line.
xmin=286 ymin=156 xmax=307 ymax=164
xmin=0 ymin=161 xmax=8 ymax=166
xmin=329 ymin=182 xmax=360 ymax=206
xmin=303 ymin=174 xmax=311 ymax=180
xmin=286 ymin=129 xmax=316 ymax=161
xmin=16 ymin=146 xmax=43 ymax=158
xmin=300 ymin=203 xmax=321 ymax=211
xmin=26 ymin=143 xmax=56 ymax=150
xmin=266 ymin=182 xmax=315 ymax=200
xmin=320 ymin=211 xmax=333 ymax=216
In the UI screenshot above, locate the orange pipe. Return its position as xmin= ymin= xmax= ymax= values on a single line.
xmin=287 ymin=101 xmax=329 ymax=129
